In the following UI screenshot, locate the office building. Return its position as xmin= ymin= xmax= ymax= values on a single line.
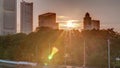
xmin=38 ymin=12 xmax=58 ymax=29
xmin=0 ymin=0 xmax=17 ymax=35
xmin=20 ymin=1 xmax=33 ymax=34
xmin=92 ymin=20 xmax=100 ymax=30
xmin=83 ymin=12 xmax=100 ymax=30
xmin=83 ymin=12 xmax=92 ymax=30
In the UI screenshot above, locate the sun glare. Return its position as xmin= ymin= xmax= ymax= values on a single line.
xmin=66 ymin=21 xmax=74 ymax=28
xmin=59 ymin=20 xmax=80 ymax=30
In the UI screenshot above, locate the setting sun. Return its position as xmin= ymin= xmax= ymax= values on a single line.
xmin=59 ymin=20 xmax=80 ymax=30
xmin=66 ymin=21 xmax=75 ymax=28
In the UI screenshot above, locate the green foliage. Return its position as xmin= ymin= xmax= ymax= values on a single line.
xmin=0 ymin=27 xmax=120 ymax=67
xmin=0 ymin=33 xmax=27 ymax=60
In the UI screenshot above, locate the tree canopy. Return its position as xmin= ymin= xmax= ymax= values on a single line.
xmin=0 ymin=27 xmax=120 ymax=67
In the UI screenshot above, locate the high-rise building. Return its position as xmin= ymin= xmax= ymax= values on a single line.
xmin=20 ymin=1 xmax=33 ymax=34
xmin=38 ymin=12 xmax=58 ymax=29
xmin=83 ymin=12 xmax=92 ymax=30
xmin=83 ymin=12 xmax=100 ymax=30
xmin=0 ymin=0 xmax=17 ymax=35
xmin=92 ymin=20 xmax=100 ymax=30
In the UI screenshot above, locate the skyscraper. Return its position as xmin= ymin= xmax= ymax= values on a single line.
xmin=83 ymin=12 xmax=100 ymax=30
xmin=38 ymin=12 xmax=58 ymax=29
xmin=0 ymin=0 xmax=17 ymax=35
xmin=83 ymin=12 xmax=92 ymax=30
xmin=20 ymin=1 xmax=33 ymax=34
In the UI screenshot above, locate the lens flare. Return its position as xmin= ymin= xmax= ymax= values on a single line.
xmin=48 ymin=47 xmax=59 ymax=60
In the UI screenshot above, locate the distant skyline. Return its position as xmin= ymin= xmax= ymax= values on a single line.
xmin=17 ymin=0 xmax=120 ymax=32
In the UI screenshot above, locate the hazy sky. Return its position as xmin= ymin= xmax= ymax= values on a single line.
xmin=17 ymin=0 xmax=120 ymax=32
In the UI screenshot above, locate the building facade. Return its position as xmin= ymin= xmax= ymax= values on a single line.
xmin=92 ymin=20 xmax=100 ymax=30
xmin=83 ymin=12 xmax=92 ymax=30
xmin=38 ymin=12 xmax=58 ymax=29
xmin=20 ymin=1 xmax=33 ymax=34
xmin=83 ymin=12 xmax=100 ymax=30
xmin=0 ymin=0 xmax=17 ymax=35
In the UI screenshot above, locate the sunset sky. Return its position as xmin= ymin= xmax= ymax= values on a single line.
xmin=17 ymin=0 xmax=120 ymax=32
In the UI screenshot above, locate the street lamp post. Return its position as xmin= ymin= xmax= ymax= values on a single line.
xmin=83 ymin=39 xmax=86 ymax=68
xmin=107 ymin=39 xmax=111 ymax=68
xmin=65 ymin=45 xmax=67 ymax=66
xmin=49 ymin=43 xmax=51 ymax=65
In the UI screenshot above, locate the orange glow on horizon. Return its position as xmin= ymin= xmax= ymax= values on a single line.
xmin=59 ymin=20 xmax=81 ymax=30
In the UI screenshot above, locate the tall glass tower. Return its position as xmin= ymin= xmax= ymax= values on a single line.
xmin=20 ymin=1 xmax=33 ymax=34
xmin=0 ymin=0 xmax=17 ymax=35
